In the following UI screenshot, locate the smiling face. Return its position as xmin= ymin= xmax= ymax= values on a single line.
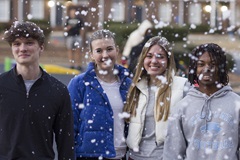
xmin=11 ymin=37 xmax=43 ymax=66
xmin=196 ymin=51 xmax=219 ymax=89
xmin=143 ymin=44 xmax=168 ymax=79
xmin=90 ymin=38 xmax=118 ymax=72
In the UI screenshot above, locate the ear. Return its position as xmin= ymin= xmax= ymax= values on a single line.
xmin=116 ymin=46 xmax=119 ymax=55
xmin=40 ymin=45 xmax=44 ymax=52
xmin=90 ymin=51 xmax=95 ymax=61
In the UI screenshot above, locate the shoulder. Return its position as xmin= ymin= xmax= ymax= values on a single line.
xmin=43 ymin=72 xmax=67 ymax=90
xmin=116 ymin=64 xmax=129 ymax=72
xmin=70 ymin=63 xmax=95 ymax=83
xmin=219 ymin=85 xmax=240 ymax=100
xmin=0 ymin=70 xmax=11 ymax=79
xmin=170 ymin=94 xmax=192 ymax=115
xmin=172 ymin=76 xmax=188 ymax=89
xmin=136 ymin=77 xmax=148 ymax=92
xmin=227 ymin=90 xmax=240 ymax=100
xmin=173 ymin=76 xmax=187 ymax=83
xmin=0 ymin=71 xmax=13 ymax=86
xmin=116 ymin=65 xmax=131 ymax=79
xmin=39 ymin=72 xmax=70 ymax=99
xmin=68 ymin=72 xmax=88 ymax=87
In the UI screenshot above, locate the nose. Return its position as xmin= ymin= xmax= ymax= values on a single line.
xmin=102 ymin=50 xmax=109 ymax=58
xmin=151 ymin=55 xmax=158 ymax=63
xmin=19 ymin=43 xmax=27 ymax=52
xmin=203 ymin=64 xmax=213 ymax=72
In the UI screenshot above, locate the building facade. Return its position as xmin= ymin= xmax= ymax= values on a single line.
xmin=0 ymin=0 xmax=239 ymax=30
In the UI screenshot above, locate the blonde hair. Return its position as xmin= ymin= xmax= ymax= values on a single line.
xmin=89 ymin=29 xmax=116 ymax=52
xmin=123 ymin=36 xmax=176 ymax=122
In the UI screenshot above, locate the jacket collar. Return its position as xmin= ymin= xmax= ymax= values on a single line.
xmin=136 ymin=77 xmax=149 ymax=96
xmin=85 ymin=62 xmax=130 ymax=82
xmin=10 ymin=65 xmax=47 ymax=83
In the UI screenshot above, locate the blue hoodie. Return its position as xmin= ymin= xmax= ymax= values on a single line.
xmin=163 ymin=85 xmax=240 ymax=160
xmin=68 ymin=62 xmax=132 ymax=158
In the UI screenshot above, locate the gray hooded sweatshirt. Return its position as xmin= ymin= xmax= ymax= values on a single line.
xmin=163 ymin=85 xmax=240 ymax=160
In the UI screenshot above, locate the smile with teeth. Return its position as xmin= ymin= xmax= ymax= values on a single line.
xmin=149 ymin=66 xmax=161 ymax=72
xmin=203 ymin=75 xmax=211 ymax=79
xmin=199 ymin=73 xmax=212 ymax=80
xmin=150 ymin=66 xmax=160 ymax=68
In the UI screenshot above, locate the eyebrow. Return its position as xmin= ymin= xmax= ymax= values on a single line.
xmin=147 ymin=52 xmax=165 ymax=54
xmin=197 ymin=59 xmax=216 ymax=63
xmin=95 ymin=45 xmax=114 ymax=49
xmin=197 ymin=59 xmax=216 ymax=62
xmin=106 ymin=46 xmax=114 ymax=48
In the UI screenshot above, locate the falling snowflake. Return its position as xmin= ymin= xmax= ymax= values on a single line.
xmin=133 ymin=147 xmax=139 ymax=152
xmin=118 ymin=112 xmax=130 ymax=119
xmin=78 ymin=104 xmax=84 ymax=109
xmin=88 ymin=120 xmax=93 ymax=124
xmin=91 ymin=139 xmax=96 ymax=143
xmin=198 ymin=74 xmax=203 ymax=80
xmin=205 ymin=148 xmax=213 ymax=154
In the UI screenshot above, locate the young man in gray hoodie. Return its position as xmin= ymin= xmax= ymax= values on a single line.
xmin=163 ymin=43 xmax=240 ymax=160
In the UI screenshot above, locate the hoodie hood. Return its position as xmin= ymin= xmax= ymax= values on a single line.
xmin=85 ymin=62 xmax=131 ymax=83
xmin=187 ymin=85 xmax=232 ymax=99
xmin=122 ymin=20 xmax=153 ymax=57
xmin=138 ymin=19 xmax=153 ymax=35
xmin=187 ymin=85 xmax=232 ymax=122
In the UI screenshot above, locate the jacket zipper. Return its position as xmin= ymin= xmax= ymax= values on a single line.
xmin=26 ymin=92 xmax=29 ymax=99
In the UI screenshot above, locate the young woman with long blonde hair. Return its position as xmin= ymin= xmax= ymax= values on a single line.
xmin=124 ymin=36 xmax=189 ymax=160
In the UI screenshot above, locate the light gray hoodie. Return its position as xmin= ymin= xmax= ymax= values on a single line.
xmin=163 ymin=85 xmax=240 ymax=160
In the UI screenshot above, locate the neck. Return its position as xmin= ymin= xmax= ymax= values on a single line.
xmin=16 ymin=65 xmax=41 ymax=80
xmin=198 ymin=84 xmax=222 ymax=96
xmin=149 ymin=76 xmax=160 ymax=86
xmin=96 ymin=70 xmax=117 ymax=83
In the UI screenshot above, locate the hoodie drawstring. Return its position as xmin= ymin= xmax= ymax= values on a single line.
xmin=200 ymin=99 xmax=212 ymax=131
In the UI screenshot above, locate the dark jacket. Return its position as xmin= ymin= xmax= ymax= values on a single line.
xmin=68 ymin=62 xmax=132 ymax=158
xmin=128 ymin=34 xmax=152 ymax=74
xmin=0 ymin=67 xmax=75 ymax=160
xmin=65 ymin=16 xmax=84 ymax=36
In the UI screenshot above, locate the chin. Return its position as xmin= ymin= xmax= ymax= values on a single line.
xmin=199 ymin=81 xmax=215 ymax=86
xmin=152 ymin=73 xmax=160 ymax=76
xmin=100 ymin=65 xmax=114 ymax=70
xmin=147 ymin=71 xmax=161 ymax=76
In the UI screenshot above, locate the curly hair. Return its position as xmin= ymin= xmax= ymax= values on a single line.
xmin=3 ymin=21 xmax=45 ymax=46
xmin=188 ymin=43 xmax=229 ymax=86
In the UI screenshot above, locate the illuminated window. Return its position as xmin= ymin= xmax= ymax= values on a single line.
xmin=189 ymin=3 xmax=202 ymax=25
xmin=159 ymin=3 xmax=172 ymax=23
xmin=111 ymin=1 xmax=125 ymax=22
xmin=31 ymin=0 xmax=44 ymax=19
xmin=0 ymin=0 xmax=10 ymax=22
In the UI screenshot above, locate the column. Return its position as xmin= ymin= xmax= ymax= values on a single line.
xmin=210 ymin=0 xmax=217 ymax=28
